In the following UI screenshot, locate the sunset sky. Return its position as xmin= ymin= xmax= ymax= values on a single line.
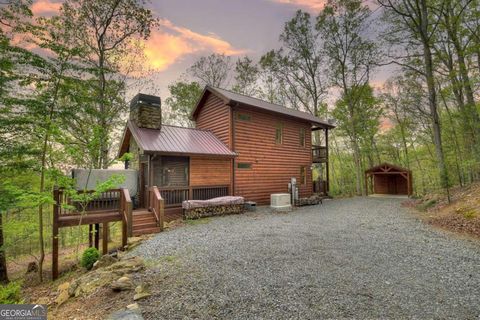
xmin=31 ymin=0 xmax=391 ymax=102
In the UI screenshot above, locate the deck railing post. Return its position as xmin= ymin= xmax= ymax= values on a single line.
xmin=127 ymin=200 xmax=133 ymax=237
xmin=159 ymin=196 xmax=164 ymax=231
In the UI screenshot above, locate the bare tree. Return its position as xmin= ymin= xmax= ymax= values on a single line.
xmin=187 ymin=53 xmax=232 ymax=88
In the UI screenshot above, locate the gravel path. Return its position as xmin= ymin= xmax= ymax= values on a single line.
xmin=133 ymin=197 xmax=480 ymax=319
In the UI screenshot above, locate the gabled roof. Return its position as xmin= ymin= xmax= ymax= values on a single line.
xmin=191 ymin=86 xmax=335 ymax=129
xmin=119 ymin=121 xmax=236 ymax=157
xmin=365 ymin=163 xmax=411 ymax=174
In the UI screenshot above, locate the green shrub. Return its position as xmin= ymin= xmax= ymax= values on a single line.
xmin=0 ymin=281 xmax=23 ymax=304
xmin=81 ymin=247 xmax=100 ymax=270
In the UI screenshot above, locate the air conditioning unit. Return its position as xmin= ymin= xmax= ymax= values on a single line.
xmin=270 ymin=193 xmax=291 ymax=211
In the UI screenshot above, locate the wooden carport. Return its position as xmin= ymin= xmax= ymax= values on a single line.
xmin=365 ymin=163 xmax=412 ymax=196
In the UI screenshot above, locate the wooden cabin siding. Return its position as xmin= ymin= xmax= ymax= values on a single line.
xmin=195 ymin=93 xmax=231 ymax=148
xmin=190 ymin=157 xmax=231 ymax=187
xmin=233 ymin=107 xmax=312 ymax=204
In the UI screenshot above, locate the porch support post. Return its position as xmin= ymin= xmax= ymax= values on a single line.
xmin=102 ymin=222 xmax=108 ymax=255
xmin=94 ymin=223 xmax=100 ymax=249
xmin=365 ymin=173 xmax=368 ymax=196
xmin=88 ymin=224 xmax=93 ymax=247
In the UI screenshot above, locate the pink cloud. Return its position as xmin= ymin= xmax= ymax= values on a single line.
xmin=268 ymin=0 xmax=326 ymax=11
xmin=31 ymin=0 xmax=61 ymax=16
xmin=144 ymin=19 xmax=248 ymax=71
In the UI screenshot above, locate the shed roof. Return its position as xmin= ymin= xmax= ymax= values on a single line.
xmin=119 ymin=121 xmax=236 ymax=157
xmin=192 ymin=86 xmax=335 ymax=129
xmin=365 ymin=163 xmax=411 ymax=174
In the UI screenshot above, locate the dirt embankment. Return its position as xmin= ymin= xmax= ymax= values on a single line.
xmin=404 ymin=183 xmax=480 ymax=238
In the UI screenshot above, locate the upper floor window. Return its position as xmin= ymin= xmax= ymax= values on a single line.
xmin=237 ymin=113 xmax=251 ymax=121
xmin=275 ymin=123 xmax=283 ymax=144
xmin=237 ymin=162 xmax=252 ymax=169
xmin=300 ymin=128 xmax=306 ymax=147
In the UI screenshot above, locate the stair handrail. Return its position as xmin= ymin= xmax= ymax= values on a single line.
xmin=149 ymin=186 xmax=164 ymax=231
xmin=120 ymin=188 xmax=133 ymax=237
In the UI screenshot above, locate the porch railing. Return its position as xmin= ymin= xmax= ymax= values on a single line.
xmin=120 ymin=188 xmax=133 ymax=237
xmin=149 ymin=186 xmax=164 ymax=231
xmin=312 ymin=145 xmax=327 ymax=163
xmin=158 ymin=185 xmax=229 ymax=207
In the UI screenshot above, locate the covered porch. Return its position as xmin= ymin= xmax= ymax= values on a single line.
xmin=311 ymin=126 xmax=331 ymax=196
xmin=135 ymin=154 xmax=233 ymax=218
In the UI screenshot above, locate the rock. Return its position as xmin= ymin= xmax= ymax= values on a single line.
xmin=65 ymin=256 xmax=145 ymax=298
xmin=127 ymin=237 xmax=142 ymax=245
xmin=68 ymin=280 xmax=79 ymax=297
xmin=57 ymin=282 xmax=70 ymax=292
xmin=133 ymin=292 xmax=151 ymax=301
xmin=93 ymin=254 xmax=118 ymax=270
xmin=105 ymin=256 xmax=144 ymax=275
xmin=126 ymin=303 xmax=140 ymax=311
xmin=134 ymin=283 xmax=148 ymax=294
xmin=55 ymin=289 xmax=70 ymax=306
xmin=36 ymin=297 xmax=50 ymax=305
xmin=126 ymin=237 xmax=143 ymax=250
xmin=26 ymin=261 xmax=38 ymax=273
xmin=107 ymin=310 xmax=144 ymax=320
xmin=111 ymin=276 xmax=135 ymax=291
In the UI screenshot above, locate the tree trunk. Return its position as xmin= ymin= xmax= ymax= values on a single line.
xmin=0 ymin=212 xmax=8 ymax=284
xmin=420 ymin=0 xmax=450 ymax=200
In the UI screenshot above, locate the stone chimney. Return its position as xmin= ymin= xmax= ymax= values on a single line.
xmin=129 ymin=93 xmax=162 ymax=129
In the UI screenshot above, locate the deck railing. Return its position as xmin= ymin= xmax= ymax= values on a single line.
xmin=312 ymin=145 xmax=327 ymax=163
xmin=149 ymin=186 xmax=164 ymax=231
xmin=158 ymin=185 xmax=229 ymax=207
xmin=55 ymin=188 xmax=123 ymax=214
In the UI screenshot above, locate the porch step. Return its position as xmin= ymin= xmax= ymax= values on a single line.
xmin=133 ymin=226 xmax=162 ymax=236
xmin=132 ymin=209 xmax=161 ymax=236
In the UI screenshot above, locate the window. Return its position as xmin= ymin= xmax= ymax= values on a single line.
xmin=237 ymin=113 xmax=251 ymax=121
xmin=300 ymin=128 xmax=306 ymax=147
xmin=275 ymin=123 xmax=283 ymax=144
xmin=300 ymin=166 xmax=306 ymax=185
xmin=237 ymin=162 xmax=252 ymax=169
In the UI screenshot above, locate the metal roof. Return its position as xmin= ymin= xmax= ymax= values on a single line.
xmin=192 ymin=86 xmax=335 ymax=129
xmin=126 ymin=121 xmax=236 ymax=157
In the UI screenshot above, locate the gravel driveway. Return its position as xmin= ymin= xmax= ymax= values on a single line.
xmin=133 ymin=197 xmax=480 ymax=319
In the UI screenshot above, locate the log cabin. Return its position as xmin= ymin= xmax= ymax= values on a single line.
xmin=118 ymin=86 xmax=334 ymax=218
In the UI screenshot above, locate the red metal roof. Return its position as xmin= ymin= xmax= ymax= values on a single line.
xmin=192 ymin=86 xmax=335 ymax=129
xmin=126 ymin=121 xmax=236 ymax=157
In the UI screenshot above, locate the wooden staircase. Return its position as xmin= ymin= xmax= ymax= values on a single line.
xmin=132 ymin=209 xmax=161 ymax=236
